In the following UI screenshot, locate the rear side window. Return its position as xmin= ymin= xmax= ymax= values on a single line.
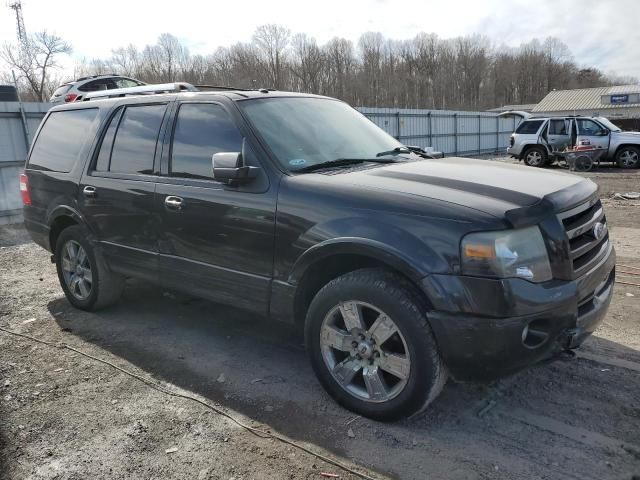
xmin=108 ymin=104 xmax=166 ymax=175
xmin=28 ymin=109 xmax=98 ymax=172
xmin=549 ymin=119 xmax=569 ymax=135
xmin=515 ymin=120 xmax=544 ymax=134
xmin=170 ymin=103 xmax=243 ymax=179
xmin=78 ymin=78 xmax=117 ymax=92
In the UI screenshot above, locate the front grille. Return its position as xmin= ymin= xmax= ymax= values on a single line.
xmin=557 ymin=198 xmax=609 ymax=278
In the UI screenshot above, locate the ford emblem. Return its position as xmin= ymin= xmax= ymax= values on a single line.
xmin=592 ymin=222 xmax=606 ymax=240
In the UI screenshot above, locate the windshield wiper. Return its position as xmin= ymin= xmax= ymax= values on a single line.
xmin=295 ymin=158 xmax=398 ymax=173
xmin=376 ymin=146 xmax=411 ymax=157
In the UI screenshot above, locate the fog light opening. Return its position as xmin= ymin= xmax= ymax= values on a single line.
xmin=522 ymin=319 xmax=550 ymax=349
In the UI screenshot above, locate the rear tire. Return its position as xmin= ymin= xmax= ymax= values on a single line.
xmin=55 ymin=225 xmax=124 ymax=311
xmin=522 ymin=146 xmax=548 ymax=167
xmin=305 ymin=268 xmax=447 ymax=421
xmin=615 ymin=146 xmax=640 ymax=169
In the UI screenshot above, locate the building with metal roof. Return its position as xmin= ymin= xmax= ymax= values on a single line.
xmin=486 ymin=103 xmax=537 ymax=113
xmin=531 ymin=85 xmax=640 ymax=119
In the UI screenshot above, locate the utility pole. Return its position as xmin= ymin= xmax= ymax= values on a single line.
xmin=8 ymin=0 xmax=28 ymax=47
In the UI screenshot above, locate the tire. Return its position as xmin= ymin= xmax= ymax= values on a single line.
xmin=522 ymin=146 xmax=548 ymax=167
xmin=615 ymin=146 xmax=640 ymax=169
xmin=55 ymin=225 xmax=124 ymax=311
xmin=305 ymin=268 xmax=447 ymax=421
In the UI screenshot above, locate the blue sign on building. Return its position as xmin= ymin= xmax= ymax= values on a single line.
xmin=610 ymin=94 xmax=629 ymax=104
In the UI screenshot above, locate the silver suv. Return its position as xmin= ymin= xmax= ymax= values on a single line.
xmin=49 ymin=75 xmax=145 ymax=104
xmin=505 ymin=113 xmax=640 ymax=169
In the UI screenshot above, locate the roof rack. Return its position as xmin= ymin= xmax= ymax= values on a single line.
xmin=83 ymin=82 xmax=198 ymax=101
xmin=194 ymin=84 xmax=252 ymax=92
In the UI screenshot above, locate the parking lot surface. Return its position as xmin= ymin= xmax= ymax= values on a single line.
xmin=1 ymin=164 xmax=639 ymax=480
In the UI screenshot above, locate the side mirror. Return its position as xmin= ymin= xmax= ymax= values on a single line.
xmin=212 ymin=152 xmax=260 ymax=184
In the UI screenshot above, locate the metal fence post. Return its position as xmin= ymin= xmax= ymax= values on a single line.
xmin=496 ymin=116 xmax=500 ymax=154
xmin=477 ymin=114 xmax=481 ymax=155
xmin=453 ymin=113 xmax=458 ymax=156
xmin=428 ymin=111 xmax=432 ymax=147
xmin=12 ymin=70 xmax=30 ymax=152
xmin=395 ymin=111 xmax=401 ymax=141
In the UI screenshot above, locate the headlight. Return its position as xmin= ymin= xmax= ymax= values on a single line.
xmin=461 ymin=226 xmax=552 ymax=282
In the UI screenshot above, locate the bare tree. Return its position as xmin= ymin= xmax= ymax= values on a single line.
xmin=253 ymin=24 xmax=291 ymax=89
xmin=2 ymin=31 xmax=71 ymax=101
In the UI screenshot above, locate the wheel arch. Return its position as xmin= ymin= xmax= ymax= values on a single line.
xmin=289 ymin=239 xmax=433 ymax=327
xmin=519 ymin=143 xmax=549 ymax=160
xmin=47 ymin=206 xmax=86 ymax=254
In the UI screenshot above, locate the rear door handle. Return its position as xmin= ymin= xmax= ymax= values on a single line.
xmin=164 ymin=196 xmax=183 ymax=210
xmin=83 ymin=186 xmax=97 ymax=197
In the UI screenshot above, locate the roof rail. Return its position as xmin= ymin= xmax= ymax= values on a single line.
xmin=194 ymin=84 xmax=252 ymax=92
xmin=83 ymin=82 xmax=198 ymax=101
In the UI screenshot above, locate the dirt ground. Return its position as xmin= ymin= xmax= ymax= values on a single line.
xmin=1 ymin=161 xmax=639 ymax=480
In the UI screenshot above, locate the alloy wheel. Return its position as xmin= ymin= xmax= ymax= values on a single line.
xmin=320 ymin=301 xmax=411 ymax=403
xmin=60 ymin=240 xmax=93 ymax=300
xmin=619 ymin=149 xmax=639 ymax=168
xmin=526 ymin=150 xmax=543 ymax=166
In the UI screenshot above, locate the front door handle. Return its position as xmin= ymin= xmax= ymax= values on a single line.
xmin=83 ymin=186 xmax=97 ymax=197
xmin=164 ymin=196 xmax=184 ymax=210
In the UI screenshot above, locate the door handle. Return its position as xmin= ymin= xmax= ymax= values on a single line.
xmin=83 ymin=186 xmax=97 ymax=197
xmin=164 ymin=196 xmax=183 ymax=210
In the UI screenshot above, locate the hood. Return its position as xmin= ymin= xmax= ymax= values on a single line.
xmin=613 ymin=130 xmax=640 ymax=139
xmin=324 ymin=157 xmax=596 ymax=224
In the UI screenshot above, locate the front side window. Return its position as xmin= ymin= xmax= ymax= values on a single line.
xmin=78 ymin=79 xmax=117 ymax=92
xmin=109 ymin=104 xmax=166 ymax=174
xmin=515 ymin=120 xmax=544 ymax=135
xmin=114 ymin=78 xmax=142 ymax=89
xmin=576 ymin=119 xmax=607 ymax=136
xmin=28 ymin=108 xmax=98 ymax=172
xmin=170 ymin=103 xmax=243 ymax=179
xmin=239 ymin=97 xmax=403 ymax=171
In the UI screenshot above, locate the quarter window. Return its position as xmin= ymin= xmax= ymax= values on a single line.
xmin=515 ymin=120 xmax=544 ymax=134
xmin=28 ymin=108 xmax=98 ymax=172
xmin=108 ymin=104 xmax=166 ymax=175
xmin=170 ymin=103 xmax=243 ymax=179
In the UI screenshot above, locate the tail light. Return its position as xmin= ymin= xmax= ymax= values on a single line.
xmin=64 ymin=93 xmax=78 ymax=102
xmin=19 ymin=173 xmax=31 ymax=206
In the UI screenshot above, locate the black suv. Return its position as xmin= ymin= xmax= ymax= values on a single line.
xmin=21 ymin=87 xmax=615 ymax=420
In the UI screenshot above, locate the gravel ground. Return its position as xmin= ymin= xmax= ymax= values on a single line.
xmin=1 ymin=164 xmax=639 ymax=480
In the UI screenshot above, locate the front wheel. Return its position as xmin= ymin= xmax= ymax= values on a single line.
xmin=305 ymin=268 xmax=447 ymax=421
xmin=616 ymin=146 xmax=640 ymax=169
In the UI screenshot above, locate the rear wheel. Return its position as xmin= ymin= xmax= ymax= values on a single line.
xmin=55 ymin=225 xmax=124 ymax=311
xmin=522 ymin=146 xmax=547 ymax=167
xmin=305 ymin=268 xmax=446 ymax=421
xmin=615 ymin=146 xmax=640 ymax=169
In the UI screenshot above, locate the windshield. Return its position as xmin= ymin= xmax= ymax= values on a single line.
xmin=595 ymin=117 xmax=621 ymax=132
xmin=239 ymin=97 xmax=405 ymax=171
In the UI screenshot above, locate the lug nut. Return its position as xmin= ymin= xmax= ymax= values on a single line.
xmin=351 ymin=341 xmax=358 ymax=348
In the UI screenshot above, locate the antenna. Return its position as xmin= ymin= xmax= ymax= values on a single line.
xmin=8 ymin=0 xmax=27 ymax=46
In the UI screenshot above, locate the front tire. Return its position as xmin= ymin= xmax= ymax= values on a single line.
xmin=522 ymin=146 xmax=547 ymax=167
xmin=305 ymin=268 xmax=446 ymax=421
xmin=615 ymin=146 xmax=640 ymax=169
xmin=55 ymin=225 xmax=124 ymax=311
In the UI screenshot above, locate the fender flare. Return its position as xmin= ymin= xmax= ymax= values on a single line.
xmin=288 ymin=237 xmax=428 ymax=286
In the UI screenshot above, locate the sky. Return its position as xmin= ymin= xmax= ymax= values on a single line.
xmin=1 ymin=0 xmax=639 ymax=80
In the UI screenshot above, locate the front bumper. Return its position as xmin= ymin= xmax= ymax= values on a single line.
xmin=421 ymin=244 xmax=615 ymax=381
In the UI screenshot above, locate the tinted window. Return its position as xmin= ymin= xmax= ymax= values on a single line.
xmin=78 ymin=78 xmax=117 ymax=92
xmin=28 ymin=109 xmax=98 ymax=172
xmin=549 ymin=119 xmax=568 ymax=135
xmin=52 ymin=84 xmax=71 ymax=97
xmin=114 ymin=78 xmax=142 ymax=89
xmin=170 ymin=103 xmax=243 ymax=179
xmin=94 ymin=108 xmax=124 ymax=172
xmin=109 ymin=104 xmax=166 ymax=174
xmin=515 ymin=120 xmax=544 ymax=134
xmin=576 ymin=119 xmax=607 ymax=136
